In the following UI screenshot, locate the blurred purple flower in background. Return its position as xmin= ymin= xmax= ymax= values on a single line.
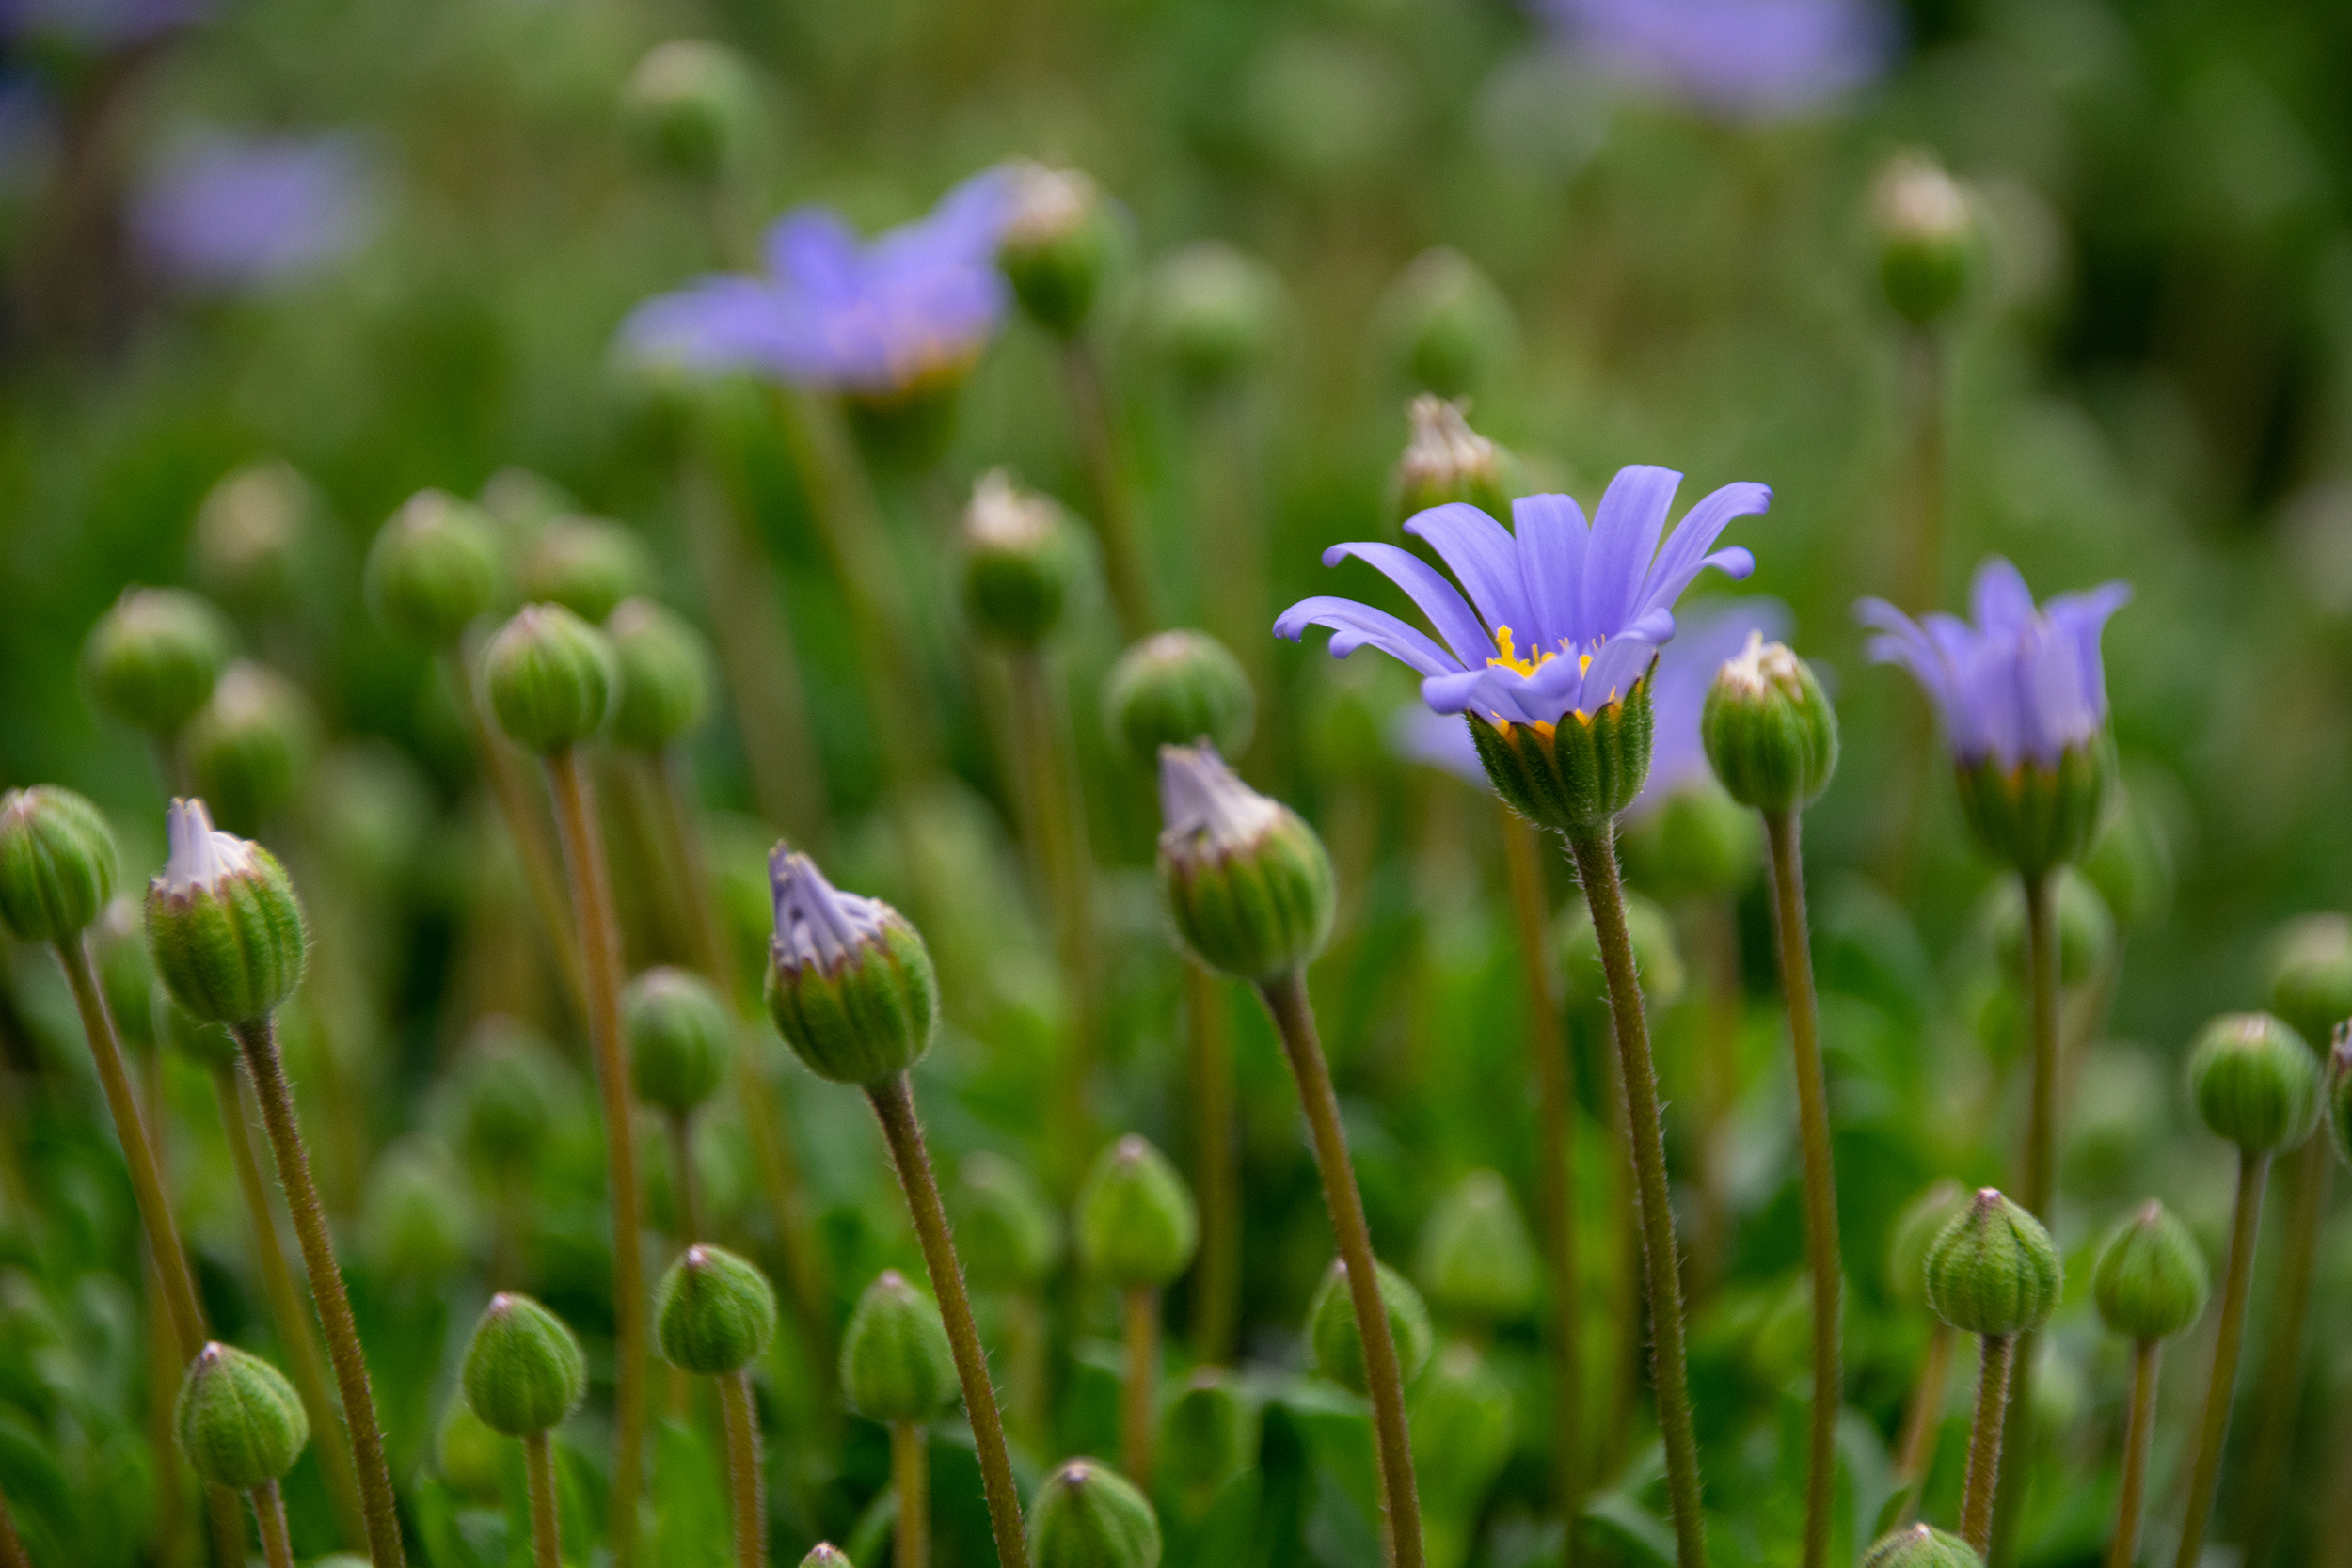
xmin=621 ymin=166 xmax=1017 ymax=398
xmin=1532 ymin=0 xmax=1894 ymax=120
xmin=131 ymin=131 xmax=371 ymax=292
xmin=0 ymin=0 xmax=209 ymax=46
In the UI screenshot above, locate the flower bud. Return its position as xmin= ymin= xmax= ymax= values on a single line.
xmin=1409 ymin=1342 xmax=1512 ymax=1511
xmin=2187 ymin=1011 xmax=2321 ymax=1154
xmin=2330 ymin=1027 xmax=2352 ymax=1167
xmin=1862 ymin=1524 xmax=1981 ymax=1568
xmin=462 ymin=1291 xmax=588 ymax=1435
xmin=608 ymin=598 xmax=714 ymax=752
xmin=365 ymin=490 xmax=502 ymax=647
xmin=191 ymin=460 xmax=318 ymax=614
xmin=83 ymin=587 xmax=235 ymax=736
xmin=960 ymin=470 xmax=1080 ymax=647
xmin=2082 ymin=784 xmax=2172 ymax=930
xmin=0 ymin=786 xmax=119 ymax=942
xmin=656 ymin=1243 xmax=777 ymax=1376
xmin=185 ymin=662 xmax=317 ymax=836
xmin=1077 ymin=1135 xmax=1199 ymax=1290
xmin=840 ymin=1269 xmax=957 ymax=1424
xmin=1105 ymin=631 xmax=1256 ymax=767
xmin=174 ymin=1341 xmax=308 ymax=1490
xmin=453 ymin=1018 xmax=569 ymax=1181
xmin=619 ymin=40 xmax=760 ymax=182
xmin=1000 ymin=164 xmax=1115 ymax=340
xmin=1467 ymin=673 xmax=1657 ymax=834
xmin=146 ymin=798 xmax=307 ymax=1024
xmin=517 ymin=515 xmax=652 ymax=625
xmin=1158 ymin=1368 xmax=1252 ymax=1502
xmin=2266 ymin=913 xmax=2352 ymax=1055
xmin=1028 ymin=1457 xmax=1162 ymax=1568
xmin=1617 ymin=782 xmax=1761 ymax=902
xmin=1415 ymin=1169 xmax=1537 ymax=1324
xmin=363 ymin=1141 xmax=478 ymax=1281
xmin=1139 ymin=241 xmax=1282 ymax=389
xmin=1923 ymin=1188 xmax=2061 ymax=1338
xmin=1155 ymin=744 xmax=1334 ymax=982
xmin=1953 ymin=738 xmax=2111 ymax=877
xmin=801 ymin=1548 xmax=854 ymax=1568
xmin=2091 ymin=1199 xmax=2208 ymax=1342
xmin=954 ymin=1151 xmax=1062 ymax=1291
xmin=484 ymin=604 xmax=615 ymax=753
xmin=1309 ymin=1257 xmax=1433 ymax=1396
xmin=1390 ymin=396 xmax=1520 ymax=526
xmin=1986 ymin=867 xmax=2113 ymax=990
xmin=1377 ymin=248 xmax=1516 ymax=400
xmin=1559 ymin=888 xmax=1684 ymax=1013
xmin=1701 ymin=634 xmax=1839 ymax=813
xmin=1885 ymin=1179 xmax=1966 ymax=1311
xmin=764 ymin=848 xmax=937 ymax=1085
xmin=1873 ymin=152 xmax=1977 ymax=327
xmin=624 ymin=965 xmax=733 ymax=1115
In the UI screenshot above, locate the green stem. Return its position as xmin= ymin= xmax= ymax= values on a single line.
xmin=1562 ymin=828 xmax=1708 ymax=1568
xmin=1184 ymin=958 xmax=1240 ymax=1365
xmin=864 ymin=1072 xmax=1030 ymax=1568
xmin=1905 ymin=326 xmax=1947 ymax=617
xmin=1122 ymin=1284 xmax=1160 ymax=1493
xmin=252 ymin=1480 xmax=295 ymax=1568
xmin=525 ymin=1431 xmax=563 ymax=1568
xmin=1890 ymin=1321 xmax=1955 ymax=1522
xmin=2174 ymin=1148 xmax=2271 ymax=1568
xmin=669 ymin=1110 xmax=703 ymax=1244
xmin=2238 ymin=1130 xmax=2331 ymax=1568
xmin=721 ymin=1370 xmax=766 ymax=1568
xmin=1256 ymin=970 xmax=1426 ymax=1568
xmin=1008 ymin=647 xmax=1098 ymax=1184
xmin=892 ymin=1418 xmax=930 ymax=1568
xmin=2107 ymin=1340 xmax=2159 ymax=1568
xmin=1962 ymin=1335 xmax=2016 ymax=1558
xmin=1057 ymin=338 xmax=1152 ymax=641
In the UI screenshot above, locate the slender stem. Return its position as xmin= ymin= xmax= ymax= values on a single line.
xmin=2107 ymin=1340 xmax=2160 ymax=1568
xmin=1184 ymin=960 xmax=1239 ymax=1364
xmin=2239 ymin=1130 xmax=2331 ymax=1568
xmin=1009 ymin=1291 xmax=1048 ymax=1449
xmin=1691 ymin=899 xmax=1741 ymax=1297
xmin=1500 ymin=807 xmax=1581 ymax=1538
xmin=524 ymin=1431 xmax=563 ymax=1568
xmin=2174 ymin=1148 xmax=2271 ymax=1568
xmin=863 ymin=1072 xmax=1030 ymax=1568
xmin=1962 ymin=1336 xmax=2017 ymax=1557
xmin=1891 ymin=1322 xmax=1956 ymax=1521
xmin=231 ymin=1016 xmax=405 ymax=1568
xmin=892 ymin=1419 xmax=930 ymax=1568
xmin=1057 ymin=338 xmax=1152 ymax=641
xmin=721 ymin=1370 xmax=767 ymax=1568
xmin=252 ymin=1480 xmax=296 ymax=1568
xmin=1256 ymin=971 xmax=1427 ymax=1568
xmin=1562 ymin=828 xmax=1708 ymax=1568
xmin=1763 ymin=810 xmax=1842 ymax=1568
xmin=1904 ymin=326 xmax=1947 ymax=617
xmin=1007 ymin=648 xmax=1098 ymax=1186
xmin=209 ymin=1063 xmax=369 ymax=1551
xmin=669 ymin=1110 xmax=703 ymax=1244
xmin=1122 ymin=1284 xmax=1160 ymax=1492
xmin=544 ymin=748 xmax=648 ymax=1568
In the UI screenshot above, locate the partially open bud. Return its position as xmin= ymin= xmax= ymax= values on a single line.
xmin=1987 ymin=867 xmax=2113 ymax=990
xmin=1701 ymin=633 xmax=1839 ymax=813
xmin=83 ymin=587 xmax=235 ymax=736
xmin=619 ymin=40 xmax=760 ymax=182
xmin=1309 ymin=1257 xmax=1433 ymax=1396
xmin=1377 ymin=248 xmax=1516 ymax=400
xmin=461 ymin=1291 xmax=589 ymax=1436
xmin=1924 ymin=1188 xmax=2061 ymax=1338
xmin=764 ymin=848 xmax=938 ymax=1085
xmin=2331 ymin=1028 xmax=2352 ymax=1167
xmin=1409 ymin=1342 xmax=1512 ymax=1511
xmin=0 ymin=786 xmax=119 ymax=942
xmin=365 ymin=490 xmax=502 ymax=647
xmin=607 ymin=598 xmax=714 ymax=752
xmin=624 ymin=966 xmax=733 ymax=1115
xmin=1000 ymin=164 xmax=1114 ymax=340
xmin=1077 ymin=1134 xmax=1199 ymax=1290
xmin=191 ymin=460 xmax=318 ymax=614
xmin=955 ymin=1151 xmax=1062 ymax=1292
xmin=1028 ymin=1457 xmax=1162 ymax=1568
xmin=1415 ymin=1169 xmax=1538 ymax=1324
xmin=1390 ymin=396 xmax=1519 ymax=525
xmin=185 ymin=662 xmax=317 ymax=836
xmin=1862 ymin=1523 xmax=1981 ymax=1568
xmin=2091 ymin=1199 xmax=2208 ymax=1342
xmin=2266 ymin=913 xmax=2352 ymax=1054
xmin=1158 ymin=1368 xmax=1253 ymax=1502
xmin=960 ymin=470 xmax=1080 ymax=648
xmin=840 ymin=1269 xmax=957 ymax=1424
xmin=1105 ymin=631 xmax=1256 ymax=766
xmin=1138 ymin=241 xmax=1282 ymax=390
xmin=2187 ymin=1012 xmax=2321 ymax=1154
xmin=174 ymin=1341 xmax=308 ymax=1490
xmin=1617 ymin=782 xmax=1761 ymax=902
xmin=484 ymin=604 xmax=615 ymax=753
xmin=656 ymin=1243 xmax=778 ymax=1376
xmin=1953 ymin=737 xmax=2111 ymax=878
xmin=517 ymin=515 xmax=652 ymax=625
xmin=1886 ymin=1180 xmax=1967 ymax=1311
xmin=1873 ymin=152 xmax=1977 ymax=327
xmin=146 ymin=798 xmax=307 ymax=1025
xmin=1155 ymin=744 xmax=1334 ymax=982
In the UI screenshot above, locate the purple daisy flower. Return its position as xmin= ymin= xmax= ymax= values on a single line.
xmin=131 ymin=132 xmax=369 ymax=291
xmin=1533 ymin=0 xmax=1894 ymax=121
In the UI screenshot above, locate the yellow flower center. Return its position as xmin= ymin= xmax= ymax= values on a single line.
xmin=1486 ymin=626 xmax=1594 ymax=680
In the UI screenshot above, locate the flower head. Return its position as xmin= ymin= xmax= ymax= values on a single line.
xmin=132 ymin=132 xmax=371 ymax=293
xmin=764 ymin=847 xmax=936 ymax=1085
xmin=1533 ymin=0 xmax=1895 ymax=121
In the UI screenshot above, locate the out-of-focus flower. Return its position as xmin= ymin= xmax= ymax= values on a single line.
xmin=1 ymin=0 xmax=209 ymax=47
xmin=1531 ymin=0 xmax=1893 ymax=121
xmin=621 ymin=166 xmax=1016 ymax=399
xmin=131 ymin=132 xmax=371 ymax=292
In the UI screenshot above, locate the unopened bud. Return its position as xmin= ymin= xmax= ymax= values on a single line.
xmin=1924 ymin=1188 xmax=2061 ymax=1338
xmin=1863 ymin=1524 xmax=1981 ymax=1568
xmin=2266 ymin=913 xmax=2352 ymax=1054
xmin=624 ymin=966 xmax=733 ymax=1115
xmin=1155 ymin=743 xmax=1334 ymax=981
xmin=453 ymin=1019 xmax=569 ymax=1181
xmin=955 ymin=1151 xmax=1062 ymax=1291
xmin=1391 ymin=396 xmax=1518 ymax=525
xmin=1409 ymin=1342 xmax=1512 ymax=1509
xmin=175 ymin=1341 xmax=308 ymax=1489
xmin=191 ymin=460 xmax=318 ymax=613
xmin=764 ymin=848 xmax=937 ymax=1085
xmin=517 ymin=515 xmax=651 ymax=625
xmin=1106 ymin=632 xmax=1255 ymax=767
xmin=1139 ymin=242 xmax=1282 ymax=388
xmin=1873 ymin=152 xmax=1976 ymax=327
xmin=1415 ymin=1169 xmax=1537 ymax=1324
xmin=2187 ymin=1011 xmax=2321 ymax=1154
xmin=620 ymin=40 xmax=760 ymax=182
xmin=1309 ymin=1256 xmax=1433 ymax=1396
xmin=484 ymin=604 xmax=615 ymax=753
xmin=366 ymin=490 xmax=502 ymax=647
xmin=1702 ymin=633 xmax=1839 ymax=812
xmin=961 ymin=470 xmax=1080 ymax=647
xmin=800 ymin=1548 xmax=854 ymax=1568
xmin=462 ymin=1291 xmax=588 ymax=1436
xmin=1028 ymin=1457 xmax=1162 ymax=1568
xmin=606 ymin=597 xmax=714 ymax=752
xmin=1000 ymin=164 xmax=1114 ymax=339
xmin=0 ymin=786 xmax=119 ymax=942
xmin=1077 ymin=1134 xmax=1199 ymax=1290
xmin=1379 ymin=248 xmax=1515 ymax=400
xmin=2329 ymin=1027 xmax=2352 ymax=1168
xmin=2091 ymin=1199 xmax=2208 ymax=1342
xmin=656 ymin=1243 xmax=778 ymax=1376
xmin=840 ymin=1269 xmax=957 ymax=1424
xmin=1158 ymin=1368 xmax=1253 ymax=1502
xmin=185 ymin=662 xmax=317 ymax=835
xmin=83 ymin=587 xmax=234 ymax=736
xmin=145 ymin=798 xmax=307 ymax=1024
xmin=363 ymin=1141 xmax=478 ymax=1281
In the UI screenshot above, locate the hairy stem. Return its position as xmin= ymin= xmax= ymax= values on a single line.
xmin=2174 ymin=1148 xmax=2271 ymax=1568
xmin=1962 ymin=1335 xmax=2016 ymax=1557
xmin=1989 ymin=867 xmax=2061 ymax=1566
xmin=2107 ymin=1340 xmax=2160 ymax=1568
xmin=721 ymin=1370 xmax=767 ymax=1568
xmin=2238 ymin=1130 xmax=2331 ymax=1567
xmin=1122 ymin=1284 xmax=1161 ymax=1492
xmin=1184 ymin=959 xmax=1239 ymax=1363
xmin=892 ymin=1419 xmax=930 ymax=1568
xmin=1057 ymin=338 xmax=1152 ymax=641
xmin=524 ymin=1431 xmax=563 ymax=1568
xmin=252 ymin=1480 xmax=296 ymax=1568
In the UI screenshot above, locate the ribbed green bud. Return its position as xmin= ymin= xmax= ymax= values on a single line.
xmin=174 ymin=1341 xmax=308 ymax=1489
xmin=1468 ymin=674 xmax=1656 ymax=834
xmin=83 ymin=587 xmax=234 ymax=736
xmin=623 ymin=965 xmax=733 ymax=1115
xmin=1923 ymin=1188 xmax=2061 ymax=1338
xmin=1409 ymin=1342 xmax=1512 ymax=1510
xmin=1159 ymin=1368 xmax=1252 ymax=1500
xmin=765 ymin=848 xmax=938 ymax=1085
xmin=363 ymin=1142 xmax=477 ymax=1281
xmin=954 ymin=1151 xmax=1062 ymax=1291
xmin=2266 ymin=913 xmax=2352 ymax=1053
xmin=1617 ymin=781 xmax=1761 ymax=902
xmin=1077 ymin=1134 xmax=1199 ymax=1289
xmin=1155 ymin=743 xmax=1334 ymax=982
xmin=1415 ymin=1169 xmax=1538 ymax=1324
xmin=2329 ymin=1029 xmax=2352 ymax=1167
xmin=2187 ymin=1011 xmax=2321 ymax=1154
xmin=1001 ymin=164 xmax=1114 ymax=339
xmin=146 ymin=798 xmax=307 ymax=1024
xmin=1139 ymin=241 xmax=1282 ymax=389
xmin=185 ymin=662 xmax=317 ymax=836
xmin=365 ymin=490 xmax=502 ymax=647
xmin=620 ymin=40 xmax=760 ymax=182
xmin=461 ymin=1291 xmax=588 ymax=1435
xmin=0 ymin=786 xmax=119 ymax=942
xmin=1886 ymin=1179 xmax=1966 ymax=1310
xmin=1873 ymin=153 xmax=1977 ymax=327
xmin=1309 ymin=1257 xmax=1433 ymax=1396
xmin=1987 ymin=867 xmax=2113 ymax=990
xmin=485 ymin=604 xmax=615 ymax=753
xmin=1862 ymin=1523 xmax=1981 ymax=1568
xmin=1105 ymin=631 xmax=1256 ymax=766
xmin=656 ymin=1243 xmax=778 ymax=1375
xmin=1378 ymin=248 xmax=1516 ymax=400
xmin=2091 ymin=1199 xmax=2208 ymax=1342
xmin=607 ymin=598 xmax=714 ymax=751
xmin=960 ymin=469 xmax=1080 ymax=647
xmin=840 ymin=1269 xmax=957 ymax=1423
xmin=1701 ymin=634 xmax=1839 ymax=812
xmin=800 ymin=1548 xmax=854 ymax=1568
xmin=1559 ymin=887 xmax=1684 ymax=1013
xmin=191 ymin=460 xmax=317 ymax=613
xmin=517 ymin=515 xmax=651 ymax=625
xmin=1953 ymin=738 xmax=2110 ymax=877
xmin=1390 ymin=395 xmax=1520 ymax=525
xmin=1028 ymin=1458 xmax=1162 ymax=1568
xmin=453 ymin=1018 xmax=567 ymax=1180
xmin=2082 ymin=784 xmax=2172 ymax=930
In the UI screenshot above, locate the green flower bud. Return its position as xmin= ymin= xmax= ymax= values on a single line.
xmin=1377 ymin=248 xmax=1516 ymax=401
xmin=2266 ymin=913 xmax=2352 ymax=1053
xmin=1001 ymin=164 xmax=1114 ymax=339
xmin=0 ymin=786 xmax=119 ymax=942
xmin=1701 ymin=634 xmax=1839 ymax=813
xmin=1415 ymin=1169 xmax=1538 ymax=1324
xmin=1028 ymin=1457 xmax=1162 ymax=1568
xmin=2329 ymin=1028 xmax=2352 ymax=1167
xmin=1077 ymin=1135 xmax=1199 ymax=1289
xmin=1467 ymin=673 xmax=1656 ymax=835
xmin=95 ymin=897 xmax=156 ymax=1047
xmin=1104 ymin=631 xmax=1256 ymax=766
xmin=960 ymin=470 xmax=1080 ymax=647
xmin=191 ymin=460 xmax=318 ymax=614
xmin=1390 ymin=395 xmax=1520 ymax=526
xmin=954 ymin=1151 xmax=1062 ymax=1291
xmin=2187 ymin=1012 xmax=2321 ymax=1154
xmin=1873 ymin=152 xmax=1977 ymax=327
xmin=607 ymin=598 xmax=714 ymax=752
xmin=437 ymin=1402 xmax=507 ymax=1502
xmin=517 ymin=515 xmax=652 ymax=626
xmin=481 ymin=467 xmax=580 ymax=536
xmin=624 ymin=965 xmax=733 ymax=1115
xmin=2091 ymin=1199 xmax=2209 ymax=1342
xmin=1923 ymin=1188 xmax=2061 ymax=1338
xmin=1616 ymin=781 xmax=1761 ymax=902
xmin=83 ymin=587 xmax=234 ymax=736
xmin=1155 ymin=744 xmax=1335 ymax=982
xmin=800 ymin=1548 xmax=854 ymax=1568
xmin=174 ymin=1341 xmax=308 ymax=1490
xmin=1886 ymin=1180 xmax=1967 ymax=1310
xmin=1309 ymin=1257 xmax=1433 ymax=1396
xmin=453 ymin=1018 xmax=569 ymax=1181
xmin=1138 ymin=241 xmax=1282 ymax=389
xmin=1409 ymin=1342 xmax=1512 ymax=1510
xmin=365 ymin=490 xmax=502 ymax=647
xmin=146 ymin=798 xmax=307 ymax=1024
xmin=619 ymin=40 xmax=760 ymax=182
xmin=2082 ymin=784 xmax=2172 ymax=930
xmin=1862 ymin=1523 xmax=1981 ymax=1568
xmin=764 ymin=848 xmax=938 ymax=1085
xmin=184 ymin=662 xmax=317 ymax=836
xmin=362 ymin=1141 xmax=477 ymax=1281
xmin=484 ymin=604 xmax=615 ymax=753
xmin=1953 ymin=737 xmax=2111 ymax=877
xmin=1158 ymin=1368 xmax=1252 ymax=1501
xmin=1986 ymin=867 xmax=2114 ymax=990
xmin=461 ymin=1291 xmax=588 ymax=1435
xmin=656 ymin=1243 xmax=778 ymax=1376
xmin=1559 ymin=887 xmax=1684 ymax=1014
xmin=840 ymin=1269 xmax=957 ymax=1424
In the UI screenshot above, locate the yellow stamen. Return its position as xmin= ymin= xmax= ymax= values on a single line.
xmin=1486 ymin=625 xmax=1552 ymax=678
